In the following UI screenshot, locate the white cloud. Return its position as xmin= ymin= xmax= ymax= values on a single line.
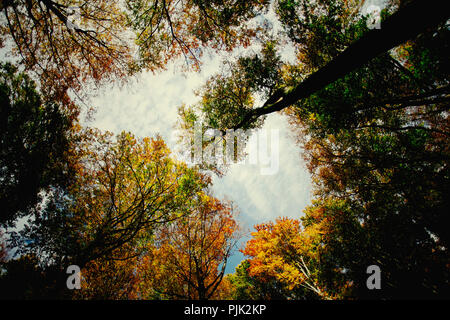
xmin=83 ymin=54 xmax=222 ymax=145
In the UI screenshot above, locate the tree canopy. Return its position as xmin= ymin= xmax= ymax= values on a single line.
xmin=1 ymin=0 xmax=449 ymax=301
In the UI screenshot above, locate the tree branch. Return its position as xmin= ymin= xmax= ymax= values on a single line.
xmin=232 ymin=0 xmax=450 ymax=130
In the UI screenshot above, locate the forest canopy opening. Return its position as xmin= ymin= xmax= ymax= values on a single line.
xmin=0 ymin=0 xmax=449 ymax=301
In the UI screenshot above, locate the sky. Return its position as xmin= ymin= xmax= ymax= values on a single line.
xmin=83 ymin=51 xmax=313 ymax=273
xmin=78 ymin=0 xmax=389 ymax=274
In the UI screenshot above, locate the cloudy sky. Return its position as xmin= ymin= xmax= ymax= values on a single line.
xmin=83 ymin=50 xmax=312 ymax=273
